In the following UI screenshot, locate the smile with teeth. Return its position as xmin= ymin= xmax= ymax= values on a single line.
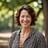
xmin=23 ymin=21 xmax=29 ymax=25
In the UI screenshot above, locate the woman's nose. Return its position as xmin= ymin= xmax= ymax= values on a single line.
xmin=24 ymin=17 xmax=27 ymax=21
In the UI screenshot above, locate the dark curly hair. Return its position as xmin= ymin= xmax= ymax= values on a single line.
xmin=16 ymin=4 xmax=37 ymax=26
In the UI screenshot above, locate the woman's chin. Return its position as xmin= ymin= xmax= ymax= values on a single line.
xmin=22 ymin=25 xmax=30 ymax=28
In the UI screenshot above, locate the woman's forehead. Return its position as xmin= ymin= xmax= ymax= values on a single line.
xmin=20 ymin=10 xmax=30 ymax=15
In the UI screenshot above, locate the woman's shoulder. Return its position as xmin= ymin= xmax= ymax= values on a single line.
xmin=34 ymin=29 xmax=46 ymax=48
xmin=10 ymin=29 xmax=20 ymax=39
xmin=12 ymin=29 xmax=20 ymax=36
xmin=35 ymin=30 xmax=45 ymax=38
xmin=32 ymin=28 xmax=44 ymax=37
xmin=34 ymin=29 xmax=45 ymax=41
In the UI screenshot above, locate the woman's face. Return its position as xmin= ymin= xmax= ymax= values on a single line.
xmin=19 ymin=9 xmax=32 ymax=28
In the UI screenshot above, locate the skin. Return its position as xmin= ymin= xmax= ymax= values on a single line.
xmin=19 ymin=9 xmax=32 ymax=47
xmin=19 ymin=9 xmax=32 ymax=28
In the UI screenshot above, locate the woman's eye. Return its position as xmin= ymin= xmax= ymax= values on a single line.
xmin=27 ymin=16 xmax=31 ymax=18
xmin=20 ymin=15 xmax=31 ymax=18
xmin=21 ymin=15 xmax=24 ymax=18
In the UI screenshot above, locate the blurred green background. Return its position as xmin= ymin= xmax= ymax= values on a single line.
xmin=0 ymin=0 xmax=44 ymax=32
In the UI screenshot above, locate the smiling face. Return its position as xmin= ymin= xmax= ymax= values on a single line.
xmin=19 ymin=9 xmax=32 ymax=28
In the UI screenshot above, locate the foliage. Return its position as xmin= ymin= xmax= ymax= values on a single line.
xmin=0 ymin=0 xmax=43 ymax=31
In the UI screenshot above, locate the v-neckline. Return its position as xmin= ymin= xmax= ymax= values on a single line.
xmin=17 ymin=28 xmax=36 ymax=48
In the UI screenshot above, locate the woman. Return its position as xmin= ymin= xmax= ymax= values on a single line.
xmin=8 ymin=4 xmax=46 ymax=48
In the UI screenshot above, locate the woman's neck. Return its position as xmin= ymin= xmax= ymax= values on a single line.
xmin=21 ymin=27 xmax=31 ymax=35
